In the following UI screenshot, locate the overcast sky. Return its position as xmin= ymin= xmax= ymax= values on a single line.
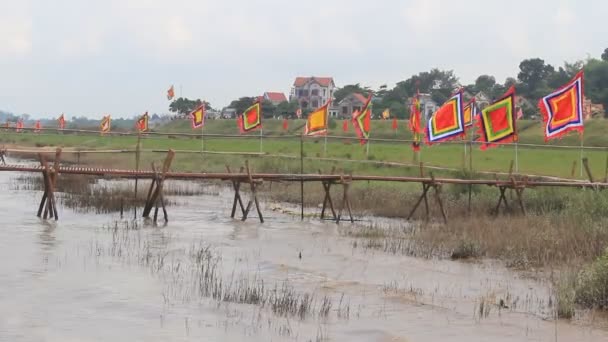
xmin=0 ymin=0 xmax=605 ymax=118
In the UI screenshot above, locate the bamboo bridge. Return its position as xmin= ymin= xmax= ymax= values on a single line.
xmin=0 ymin=148 xmax=605 ymax=224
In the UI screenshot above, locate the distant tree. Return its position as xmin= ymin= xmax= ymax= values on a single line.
xmin=276 ymin=100 xmax=300 ymax=118
xmin=169 ymin=97 xmax=208 ymax=116
xmin=517 ymin=58 xmax=555 ymax=100
xmin=474 ymin=75 xmax=496 ymax=94
xmin=333 ymin=84 xmax=371 ymax=103
xmin=584 ymin=59 xmax=608 ymax=117
xmin=260 ymin=99 xmax=276 ymax=118
xmin=602 ymin=48 xmax=608 ymax=62
xmin=228 ymin=97 xmax=256 ymax=115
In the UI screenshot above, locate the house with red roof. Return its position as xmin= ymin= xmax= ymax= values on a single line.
xmin=290 ymin=76 xmax=336 ymax=111
xmin=261 ymin=92 xmax=287 ymax=105
xmin=337 ymin=93 xmax=368 ymax=119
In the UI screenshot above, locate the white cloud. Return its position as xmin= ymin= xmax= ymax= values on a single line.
xmin=0 ymin=1 xmax=32 ymax=58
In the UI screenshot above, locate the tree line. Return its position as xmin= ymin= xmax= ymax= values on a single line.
xmin=168 ymin=48 xmax=608 ymax=120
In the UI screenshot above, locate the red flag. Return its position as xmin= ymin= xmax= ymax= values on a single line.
xmin=16 ymin=120 xmax=24 ymax=132
xmin=137 ymin=112 xmax=149 ymax=132
xmin=516 ymin=107 xmax=523 ymax=120
xmin=58 ymin=114 xmax=66 ymax=129
xmin=167 ymin=85 xmax=175 ymax=100
xmin=409 ymin=92 xmax=423 ymax=151
xmin=282 ymin=118 xmax=288 ymax=131
xmin=342 ymin=119 xmax=349 ymax=132
xmin=34 ymin=120 xmax=41 ymax=133
xmin=392 ymin=117 xmax=398 ymax=131
xmin=352 ymin=94 xmax=372 ymax=145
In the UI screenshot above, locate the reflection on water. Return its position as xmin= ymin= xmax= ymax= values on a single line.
xmin=0 ymin=159 xmax=607 ymax=341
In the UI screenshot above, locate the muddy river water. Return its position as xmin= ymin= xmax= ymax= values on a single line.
xmin=1 ymin=157 xmax=607 ymax=341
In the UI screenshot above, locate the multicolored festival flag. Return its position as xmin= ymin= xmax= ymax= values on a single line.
xmin=238 ymin=101 xmax=262 ymax=133
xmin=425 ymin=90 xmax=465 ymax=145
xmin=463 ymin=99 xmax=478 ymax=128
xmin=58 ymin=114 xmax=66 ymax=129
xmin=476 ymin=86 xmax=516 ymax=150
xmin=538 ymin=71 xmax=584 ymax=141
xmin=190 ymin=104 xmax=205 ymax=129
xmin=352 ymin=94 xmax=372 ymax=144
xmin=100 ymin=115 xmax=111 ymax=134
xmin=409 ymin=93 xmax=423 ymax=151
xmin=305 ymin=100 xmax=330 ymax=136
xmin=167 ymin=85 xmax=175 ymax=100
xmin=34 ymin=120 xmax=41 ymax=133
xmin=137 ymin=112 xmax=149 ymax=132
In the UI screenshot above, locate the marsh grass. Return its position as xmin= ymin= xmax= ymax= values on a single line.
xmin=11 ymin=174 xmax=211 ymax=213
xmin=95 ymin=220 xmax=347 ymax=323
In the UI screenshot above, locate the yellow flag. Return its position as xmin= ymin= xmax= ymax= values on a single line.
xmin=382 ymin=108 xmax=390 ymax=120
xmin=305 ymin=101 xmax=330 ymax=136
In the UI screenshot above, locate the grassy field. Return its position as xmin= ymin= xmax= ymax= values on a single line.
xmin=2 ymin=119 xmax=608 ymax=179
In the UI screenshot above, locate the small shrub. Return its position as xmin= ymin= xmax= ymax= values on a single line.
xmin=450 ymin=239 xmax=482 ymax=259
xmin=575 ymin=247 xmax=608 ymax=309
xmin=555 ymin=272 xmax=576 ymax=319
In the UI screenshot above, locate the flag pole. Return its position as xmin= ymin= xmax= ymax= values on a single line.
xmin=515 ymin=141 xmax=519 ymax=173
xmin=260 ymin=127 xmax=263 ymax=153
xmin=366 ymin=134 xmax=370 ymax=158
xmin=201 ymin=124 xmax=205 ymax=153
xmin=134 ymin=130 xmax=141 ymax=220
xmin=300 ymin=133 xmax=304 ymax=220
xmin=580 ymin=133 xmax=584 ymax=178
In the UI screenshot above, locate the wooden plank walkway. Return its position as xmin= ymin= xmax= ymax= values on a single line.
xmin=1 ymin=148 xmax=605 ymax=224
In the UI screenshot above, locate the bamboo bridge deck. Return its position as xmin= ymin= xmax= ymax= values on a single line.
xmin=0 ymin=148 xmax=605 ymax=224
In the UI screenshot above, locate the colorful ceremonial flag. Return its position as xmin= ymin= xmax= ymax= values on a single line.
xmin=190 ymin=104 xmax=205 ymax=129
xmin=425 ymin=90 xmax=465 ymax=145
xmin=16 ymin=120 xmax=24 ymax=133
xmin=238 ymin=101 xmax=262 ymax=133
xmin=538 ymin=71 xmax=584 ymax=141
xmin=282 ymin=118 xmax=289 ymax=131
xmin=58 ymin=114 xmax=66 ymax=129
xmin=382 ymin=109 xmax=390 ymax=120
xmin=342 ymin=119 xmax=349 ymax=132
xmin=476 ymin=86 xmax=516 ymax=150
xmin=392 ymin=117 xmax=398 ymax=131
xmin=34 ymin=120 xmax=41 ymax=133
xmin=167 ymin=85 xmax=175 ymax=100
xmin=304 ymin=100 xmax=330 ymax=136
xmin=409 ymin=92 xmax=423 ymax=151
xmin=296 ymin=108 xmax=302 ymax=119
xmin=516 ymin=107 xmax=524 ymax=120
xmin=352 ymin=94 xmax=372 ymax=145
xmin=100 ymin=115 xmax=111 ymax=133
xmin=463 ymin=99 xmax=478 ymax=127
xmin=137 ymin=112 xmax=149 ymax=132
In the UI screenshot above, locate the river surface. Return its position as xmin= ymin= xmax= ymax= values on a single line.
xmin=1 ymin=157 xmax=607 ymax=341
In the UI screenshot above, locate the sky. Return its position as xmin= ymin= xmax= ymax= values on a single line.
xmin=0 ymin=0 xmax=606 ymax=118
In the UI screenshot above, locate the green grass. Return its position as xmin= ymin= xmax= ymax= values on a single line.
xmin=2 ymin=119 xmax=608 ymax=179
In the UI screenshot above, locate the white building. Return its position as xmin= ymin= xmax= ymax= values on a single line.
xmin=289 ymin=77 xmax=336 ymax=110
